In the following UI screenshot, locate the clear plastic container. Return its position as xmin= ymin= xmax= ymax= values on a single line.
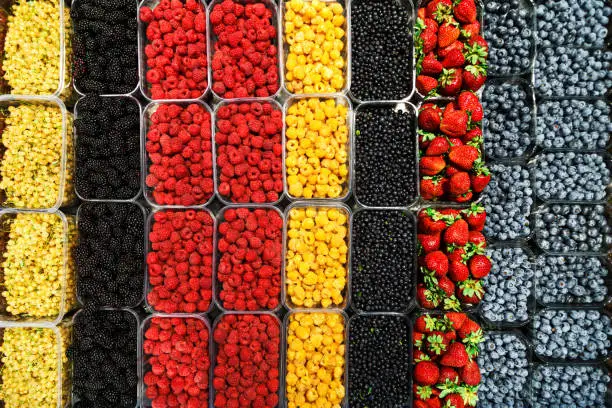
xmin=0 ymin=210 xmax=77 ymax=326
xmin=207 ymin=0 xmax=282 ymax=101
xmin=213 ymin=98 xmax=284 ymax=206
xmin=75 ymin=201 xmax=148 ymax=309
xmin=280 ymin=0 xmax=351 ymax=97
xmin=347 ymin=0 xmax=415 ymax=103
xmin=137 ymin=0 xmax=210 ymax=102
xmin=283 ymin=201 xmax=352 ymax=311
xmin=139 ymin=313 xmax=212 ymax=408
xmin=144 ymin=207 xmax=216 ymax=314
xmin=352 ymin=101 xmax=418 ymax=208
xmin=283 ymin=94 xmax=353 ymax=202
xmin=0 ymin=95 xmax=75 ymax=211
xmin=141 ymin=99 xmax=216 ymax=208
xmin=73 ymin=95 xmax=143 ymax=202
xmin=213 ymin=205 xmax=283 ymax=313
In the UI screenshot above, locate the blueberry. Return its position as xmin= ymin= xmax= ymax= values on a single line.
xmin=533 ymin=364 xmax=609 ymax=408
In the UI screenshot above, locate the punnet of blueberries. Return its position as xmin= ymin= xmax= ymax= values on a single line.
xmin=348 ymin=314 xmax=410 ymax=408
xmin=75 ymin=95 xmax=141 ymax=200
xmin=351 ymin=210 xmax=414 ymax=313
xmin=536 ymin=99 xmax=611 ymax=150
xmin=536 ymin=0 xmax=611 ymax=49
xmin=533 ymin=364 xmax=610 ymax=408
xmin=482 ymin=81 xmax=534 ymax=159
xmin=535 ymin=204 xmax=611 ymax=254
xmin=350 ymin=0 xmax=412 ymax=101
xmin=533 ymin=151 xmax=610 ymax=202
xmin=76 ymin=202 xmax=145 ymax=307
xmin=477 ymin=332 xmax=530 ymax=408
xmin=535 ymin=255 xmax=609 ymax=306
xmin=533 ymin=308 xmax=612 ymax=361
xmin=68 ymin=309 xmax=138 ymax=408
xmin=484 ymin=0 xmax=534 ymax=76
xmin=354 ymin=105 xmax=417 ymax=207
xmin=535 ymin=47 xmax=612 ymax=98
xmin=482 ymin=163 xmax=532 ymax=241
xmin=481 ymin=247 xmax=533 ymax=326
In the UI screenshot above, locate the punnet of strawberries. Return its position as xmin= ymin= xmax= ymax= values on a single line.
xmin=417 ymin=205 xmax=491 ymax=311
xmin=413 ymin=312 xmax=484 ymax=408
xmin=415 ymin=0 xmax=488 ymax=97
xmin=418 ymin=91 xmax=490 ymax=203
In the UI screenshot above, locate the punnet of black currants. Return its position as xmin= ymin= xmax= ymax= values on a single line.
xmin=354 ymin=105 xmax=417 ymax=207
xmin=71 ymin=0 xmax=139 ymax=94
xmin=348 ymin=314 xmax=411 ymax=408
xmin=350 ymin=0 xmax=413 ymax=101
xmin=68 ymin=309 xmax=138 ymax=408
xmin=75 ymin=95 xmax=141 ymax=200
xmin=351 ymin=210 xmax=414 ymax=313
xmin=76 ymin=202 xmax=145 ymax=307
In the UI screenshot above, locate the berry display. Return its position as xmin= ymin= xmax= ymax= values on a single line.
xmin=210 ymin=0 xmax=280 ymax=98
xmin=535 ymin=255 xmax=609 ymax=305
xmin=216 ymin=207 xmax=282 ymax=311
xmin=351 ymin=210 xmax=414 ymax=313
xmin=144 ymin=103 xmax=214 ymax=206
xmin=482 ymin=163 xmax=532 ymax=241
xmin=354 ymin=105 xmax=417 ymax=207
xmin=71 ymin=0 xmax=138 ymax=94
xmin=533 ymin=151 xmax=609 ymax=202
xmin=418 ymin=92 xmax=490 ymax=203
xmin=415 ymin=0 xmax=488 ymax=97
xmin=417 ymin=206 xmax=489 ymax=311
xmin=147 ymin=209 xmax=214 ymax=313
xmin=536 ymin=99 xmax=611 ymax=150
xmin=350 ymin=0 xmax=413 ymax=101
xmin=413 ymin=313 xmax=483 ymax=408
xmin=75 ymin=202 xmax=144 ymax=308
xmin=142 ymin=317 xmax=210 ymax=407
xmin=348 ymin=314 xmax=410 ymax=408
xmin=535 ymin=47 xmax=611 ymax=98
xmin=482 ymin=81 xmax=533 ymax=160
xmin=481 ymin=247 xmax=533 ymax=325
xmin=74 ymin=95 xmax=141 ymax=200
xmin=68 ymin=309 xmax=138 ymax=408
xmin=532 ymin=364 xmax=610 ymax=408
xmin=477 ymin=332 xmax=529 ymax=408
xmin=533 ymin=309 xmax=612 ymax=361
xmin=216 ymin=101 xmax=283 ymax=203
xmin=140 ymin=0 xmax=208 ymax=99
xmin=484 ymin=0 xmax=534 ymax=76
xmin=535 ymin=204 xmax=611 ymax=254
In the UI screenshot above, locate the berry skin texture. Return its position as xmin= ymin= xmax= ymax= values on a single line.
xmin=532 ymin=364 xmax=609 ymax=408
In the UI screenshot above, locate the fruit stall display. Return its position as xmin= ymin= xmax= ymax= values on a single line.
xmin=0 ymin=0 xmax=608 ymax=407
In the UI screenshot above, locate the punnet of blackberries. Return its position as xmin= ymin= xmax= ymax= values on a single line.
xmin=75 ymin=95 xmax=141 ymax=200
xmin=76 ymin=202 xmax=145 ymax=307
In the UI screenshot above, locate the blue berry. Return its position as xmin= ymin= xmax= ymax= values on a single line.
xmin=533 ymin=364 xmax=610 ymax=408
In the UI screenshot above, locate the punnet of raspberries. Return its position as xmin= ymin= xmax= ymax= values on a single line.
xmin=415 ymin=0 xmax=488 ymax=97
xmin=140 ymin=0 xmax=208 ymax=99
xmin=145 ymin=103 xmax=214 ymax=206
xmin=413 ymin=312 xmax=484 ymax=408
xmin=419 ymin=91 xmax=490 ymax=203
xmin=417 ymin=205 xmax=490 ymax=311
xmin=216 ymin=207 xmax=283 ymax=311
xmin=210 ymin=0 xmax=280 ymax=98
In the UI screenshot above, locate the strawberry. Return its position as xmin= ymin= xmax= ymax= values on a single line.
xmin=414 ymin=400 xmax=430 ymax=408
xmin=467 ymin=35 xmax=489 ymax=56
xmin=438 ymin=22 xmax=460 ymax=48
xmin=426 ymin=331 xmax=449 ymax=356
xmin=424 ymin=18 xmax=440 ymax=32
xmin=457 ymin=91 xmax=483 ymax=122
xmin=463 ymin=127 xmax=482 ymax=145
xmin=444 ymin=219 xmax=469 ymax=246
xmin=469 ymin=254 xmax=491 ymax=278
xmin=419 ymin=130 xmax=437 ymax=149
xmin=419 ymin=104 xmax=442 ymax=131
xmin=462 ymin=65 xmax=487 ymax=92
xmin=440 ymin=342 xmax=468 ymax=367
xmin=420 ymin=156 xmax=446 ymax=176
xmin=443 ymin=394 xmax=465 ymax=408
xmin=445 ymin=312 xmax=467 ymax=330
xmin=441 ymin=49 xmax=465 ymax=68
xmin=457 ymin=279 xmax=483 ymax=304
xmin=439 ymin=68 xmax=463 ymax=96
xmin=417 ymin=75 xmax=439 ymax=95
xmin=440 ymin=109 xmax=468 ymax=137
xmin=468 ymin=231 xmax=486 ymax=247
xmin=421 ymin=29 xmax=438 ymax=54
xmin=414 ymin=349 xmax=431 ymax=362
xmin=454 ymin=0 xmax=477 ymax=23
xmin=417 ymin=284 xmax=441 ymax=309
xmin=418 ymin=7 xmax=426 ymax=20
xmin=421 ymin=176 xmax=446 ymax=200
xmin=448 ymin=260 xmax=469 ymax=282
xmin=462 ymin=203 xmax=486 ymax=231
xmin=415 ymin=314 xmax=439 ymax=333
xmin=438 ymin=276 xmax=455 ymax=297
xmin=418 ymin=232 xmax=441 ymax=253
xmin=448 ymin=172 xmax=471 ymax=195
xmin=448 ymin=145 xmax=479 ymax=170
xmin=438 ymin=40 xmax=464 ymax=59
xmin=414 ymin=331 xmax=425 ymax=349
xmin=457 ymin=318 xmax=481 ymax=339
xmin=446 ymin=246 xmax=466 ymax=263
xmin=415 ymin=361 xmax=440 ymax=385
xmin=460 ymin=360 xmax=481 ymax=386
xmin=421 ymin=54 xmax=444 ymax=75
xmin=424 ymin=250 xmax=449 ymax=277
xmin=453 ymin=191 xmax=473 ymax=203
xmin=425 ymin=397 xmax=442 ymax=408
xmin=461 ymin=21 xmax=480 ymax=38
xmin=447 ymin=138 xmax=464 ymax=149
xmin=418 ymin=208 xmax=453 ymax=233
xmin=426 ymin=137 xmax=451 ymax=156
xmin=426 ymin=0 xmax=452 ymax=19
xmin=470 ymin=161 xmax=490 ymax=193
xmin=439 ymin=208 xmax=461 ymax=218
xmin=438 ymin=366 xmax=460 ymax=383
